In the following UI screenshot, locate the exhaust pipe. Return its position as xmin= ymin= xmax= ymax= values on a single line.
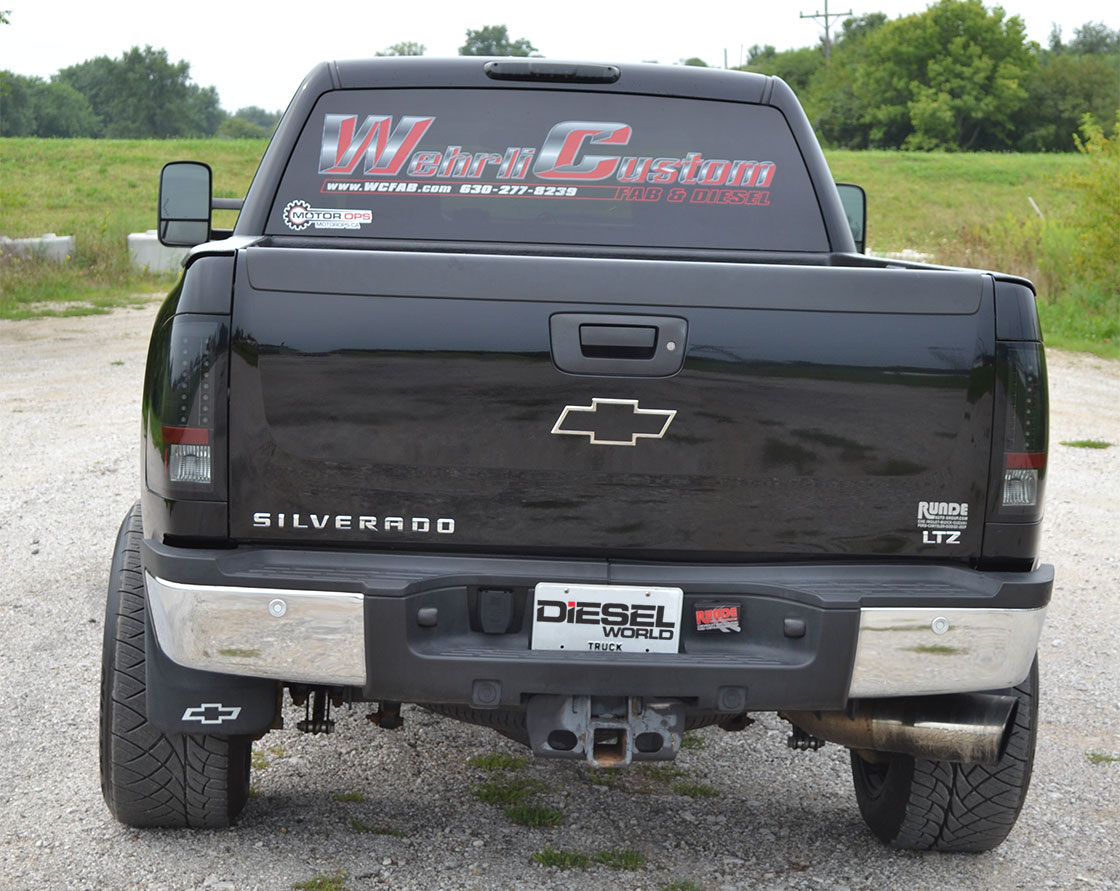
xmin=782 ymin=693 xmax=1017 ymax=765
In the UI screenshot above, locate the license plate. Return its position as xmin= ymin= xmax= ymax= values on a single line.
xmin=530 ymin=583 xmax=684 ymax=654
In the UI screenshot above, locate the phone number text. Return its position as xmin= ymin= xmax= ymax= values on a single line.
xmin=458 ymin=184 xmax=578 ymax=197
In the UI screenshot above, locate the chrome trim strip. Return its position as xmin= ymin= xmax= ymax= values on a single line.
xmin=145 ymin=573 xmax=366 ymax=686
xmin=849 ymin=606 xmax=1046 ymax=697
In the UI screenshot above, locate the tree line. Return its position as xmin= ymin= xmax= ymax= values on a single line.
xmin=2 ymin=7 xmax=1116 ymax=150
xmin=0 ymin=23 xmax=539 ymax=140
xmin=740 ymin=1 xmax=1118 ymax=152
xmin=0 ymin=45 xmax=281 ymax=139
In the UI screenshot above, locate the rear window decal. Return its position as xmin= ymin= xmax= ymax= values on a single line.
xmin=316 ymin=114 xmax=777 ymax=204
xmin=268 ymin=89 xmax=829 ymax=251
xmin=283 ymin=199 xmax=372 ymax=231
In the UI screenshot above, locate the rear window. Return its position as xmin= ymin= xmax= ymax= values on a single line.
xmin=267 ymin=88 xmax=828 ymax=251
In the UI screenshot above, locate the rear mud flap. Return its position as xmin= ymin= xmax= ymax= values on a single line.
xmin=144 ymin=607 xmax=278 ymax=736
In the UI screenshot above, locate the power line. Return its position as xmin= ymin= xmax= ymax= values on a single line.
xmin=800 ymin=0 xmax=853 ymax=62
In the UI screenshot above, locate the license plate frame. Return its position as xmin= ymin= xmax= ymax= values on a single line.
xmin=530 ymin=582 xmax=684 ymax=654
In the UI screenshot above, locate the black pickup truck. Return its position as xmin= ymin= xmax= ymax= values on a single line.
xmin=100 ymin=58 xmax=1051 ymax=851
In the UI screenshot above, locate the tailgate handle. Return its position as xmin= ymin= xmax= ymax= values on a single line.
xmin=551 ymin=313 xmax=687 ymax=377
xmin=580 ymin=324 xmax=657 ymax=358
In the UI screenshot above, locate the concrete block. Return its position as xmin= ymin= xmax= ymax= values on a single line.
xmin=0 ymin=233 xmax=74 ymax=262
xmin=128 ymin=230 xmax=189 ymax=274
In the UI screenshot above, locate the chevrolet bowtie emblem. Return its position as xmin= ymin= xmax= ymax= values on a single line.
xmin=551 ymin=398 xmax=677 ymax=446
xmin=182 ymin=703 xmax=243 ymax=725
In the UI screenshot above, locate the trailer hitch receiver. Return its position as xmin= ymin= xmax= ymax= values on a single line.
xmin=526 ymin=695 xmax=685 ymax=767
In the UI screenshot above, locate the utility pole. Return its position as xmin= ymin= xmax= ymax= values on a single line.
xmin=800 ymin=0 xmax=853 ymax=63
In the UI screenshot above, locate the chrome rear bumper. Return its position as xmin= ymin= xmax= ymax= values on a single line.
xmin=848 ymin=606 xmax=1046 ymax=697
xmin=145 ymin=571 xmax=1046 ymax=699
xmin=145 ymin=573 xmax=366 ymax=687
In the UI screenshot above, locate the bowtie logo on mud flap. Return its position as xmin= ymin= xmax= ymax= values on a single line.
xmin=181 ymin=703 xmax=243 ymax=725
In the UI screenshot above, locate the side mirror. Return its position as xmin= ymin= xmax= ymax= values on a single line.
xmin=158 ymin=161 xmax=212 ymax=247
xmin=835 ymin=183 xmax=866 ymax=254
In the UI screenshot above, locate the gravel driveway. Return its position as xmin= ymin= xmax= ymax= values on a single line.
xmin=1 ymin=304 xmax=1117 ymax=891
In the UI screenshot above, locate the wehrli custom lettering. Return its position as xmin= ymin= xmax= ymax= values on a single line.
xmin=319 ymin=114 xmax=776 ymax=188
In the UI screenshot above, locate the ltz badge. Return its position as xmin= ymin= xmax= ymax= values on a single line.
xmin=917 ymin=500 xmax=969 ymax=545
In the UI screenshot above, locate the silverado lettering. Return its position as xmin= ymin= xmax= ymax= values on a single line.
xmin=250 ymin=512 xmax=455 ymax=534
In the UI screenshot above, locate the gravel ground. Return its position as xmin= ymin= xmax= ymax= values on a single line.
xmin=0 ymin=304 xmax=1117 ymax=891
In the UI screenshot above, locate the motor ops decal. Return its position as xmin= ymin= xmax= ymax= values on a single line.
xmin=316 ymin=113 xmax=777 ymax=206
xmin=283 ymin=199 xmax=373 ymax=230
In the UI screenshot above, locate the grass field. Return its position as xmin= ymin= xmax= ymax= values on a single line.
xmin=0 ymin=138 xmax=264 ymax=318
xmin=828 ymin=149 xmax=1118 ymax=357
xmin=827 ymin=150 xmax=1084 ymax=254
xmin=0 ymin=138 xmax=1115 ymax=355
xmin=0 ymin=138 xmax=260 ymax=236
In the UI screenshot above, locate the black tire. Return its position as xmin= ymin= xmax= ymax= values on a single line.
xmin=99 ymin=503 xmax=251 ymax=828
xmin=850 ymin=658 xmax=1038 ymax=852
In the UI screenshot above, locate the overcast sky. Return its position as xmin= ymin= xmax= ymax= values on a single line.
xmin=1 ymin=1 xmax=1116 ymax=113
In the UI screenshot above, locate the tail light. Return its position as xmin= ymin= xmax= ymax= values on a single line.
xmin=144 ymin=314 xmax=229 ymax=499
xmin=165 ymin=426 xmax=212 ymax=484
xmin=994 ymin=341 xmax=1047 ymax=521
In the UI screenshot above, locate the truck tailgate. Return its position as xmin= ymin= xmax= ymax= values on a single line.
xmin=228 ymin=248 xmax=994 ymax=561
